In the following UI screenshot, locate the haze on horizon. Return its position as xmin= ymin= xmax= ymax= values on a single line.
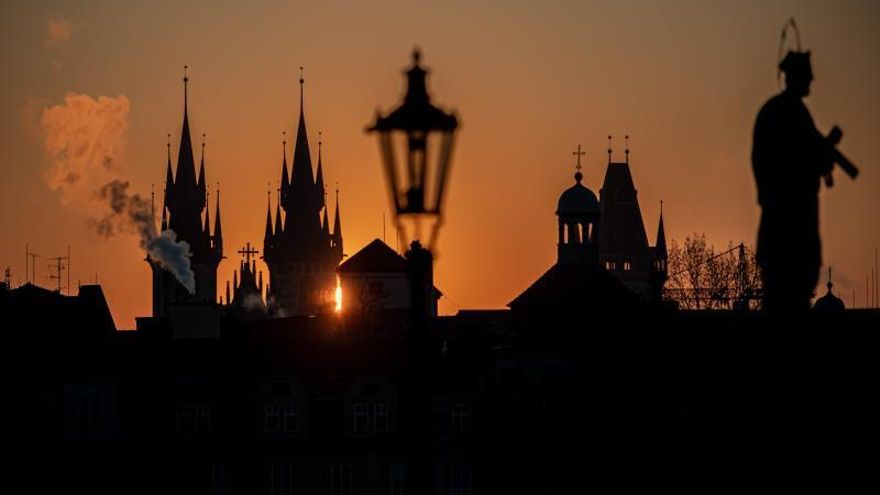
xmin=1 ymin=0 xmax=878 ymax=328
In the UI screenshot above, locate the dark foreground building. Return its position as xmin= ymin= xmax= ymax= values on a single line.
xmin=6 ymin=264 xmax=879 ymax=494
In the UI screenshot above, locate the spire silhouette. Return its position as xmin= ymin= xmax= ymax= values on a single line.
xmin=333 ymin=183 xmax=343 ymax=255
xmin=175 ymin=66 xmax=197 ymax=193
xmin=264 ymin=186 xmax=273 ymax=246
xmin=198 ymin=133 xmax=207 ymax=208
xmin=213 ymin=185 xmax=223 ymax=254
xmin=204 ymin=188 xmax=211 ymax=237
xmin=316 ymin=131 xmax=326 ymax=209
xmin=656 ymin=201 xmax=667 ymax=258
xmin=164 ymin=134 xmax=174 ymax=210
xmin=280 ymin=131 xmax=289 ymax=207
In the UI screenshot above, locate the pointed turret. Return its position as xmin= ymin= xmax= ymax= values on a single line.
xmin=160 ymin=193 xmax=168 ymax=231
xmin=280 ymin=132 xmax=290 ymax=207
xmin=213 ymin=187 xmax=223 ymax=255
xmin=315 ymin=133 xmax=326 ymax=209
xmin=322 ymin=202 xmax=330 ymax=240
xmin=655 ymin=201 xmax=667 ymax=259
xmin=174 ymin=66 xmax=198 ymax=193
xmin=264 ymin=189 xmax=274 ymax=248
xmin=274 ymin=194 xmax=283 ymax=239
xmin=164 ymin=135 xmax=174 ymax=210
xmin=204 ymin=189 xmax=211 ymax=237
xmin=290 ymin=69 xmax=316 ymax=201
xmin=332 ymin=185 xmax=343 ymax=256
xmin=197 ymin=134 xmax=207 ymax=208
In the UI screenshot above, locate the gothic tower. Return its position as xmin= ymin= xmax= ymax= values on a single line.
xmin=598 ymin=136 xmax=666 ymax=300
xmin=150 ymin=69 xmax=223 ymax=316
xmin=263 ymin=72 xmax=343 ymax=316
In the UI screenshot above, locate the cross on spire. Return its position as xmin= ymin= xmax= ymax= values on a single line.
xmin=238 ymin=242 xmax=259 ymax=265
xmin=607 ymin=135 xmax=613 ymax=163
xmin=572 ymin=144 xmax=585 ymax=170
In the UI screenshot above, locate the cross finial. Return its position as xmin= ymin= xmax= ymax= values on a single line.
xmin=607 ymin=135 xmax=613 ymax=163
xmin=167 ymin=133 xmax=171 ymax=149
xmin=572 ymin=144 xmax=585 ymax=170
xmin=183 ymin=65 xmax=189 ymax=111
xmin=237 ymin=242 xmax=259 ymax=265
xmin=319 ymin=130 xmax=322 ymax=147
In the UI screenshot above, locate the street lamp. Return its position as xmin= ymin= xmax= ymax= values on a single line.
xmin=367 ymin=47 xmax=459 ymax=494
xmin=367 ymin=48 xmax=459 ymax=249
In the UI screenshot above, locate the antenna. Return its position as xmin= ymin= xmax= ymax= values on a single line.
xmin=45 ymin=252 xmax=69 ymax=294
xmin=3 ymin=267 xmax=11 ymax=288
xmin=383 ymin=212 xmax=387 ymax=244
xmin=26 ymin=243 xmax=40 ymax=285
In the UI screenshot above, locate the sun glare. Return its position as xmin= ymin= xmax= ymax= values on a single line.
xmin=334 ymin=278 xmax=342 ymax=313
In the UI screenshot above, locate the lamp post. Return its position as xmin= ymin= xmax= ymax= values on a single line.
xmin=367 ymin=48 xmax=459 ymax=250
xmin=368 ymin=48 xmax=459 ymax=494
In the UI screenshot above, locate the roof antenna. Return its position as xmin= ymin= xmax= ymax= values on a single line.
xmin=625 ymin=135 xmax=630 ymax=164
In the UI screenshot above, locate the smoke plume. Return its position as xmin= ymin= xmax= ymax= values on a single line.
xmin=95 ymin=180 xmax=195 ymax=293
xmin=41 ymin=93 xmax=196 ymax=293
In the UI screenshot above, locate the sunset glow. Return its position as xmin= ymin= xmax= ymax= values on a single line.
xmin=335 ymin=279 xmax=342 ymax=313
xmin=0 ymin=1 xmax=878 ymax=327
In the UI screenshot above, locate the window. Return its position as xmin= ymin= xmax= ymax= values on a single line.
xmin=266 ymin=404 xmax=281 ymax=433
xmin=176 ymin=405 xmax=194 ymax=433
xmin=605 ymin=261 xmax=617 ymax=271
xmin=195 ymin=405 xmax=211 ymax=433
xmin=451 ymin=403 xmax=471 ymax=433
xmin=176 ymin=404 xmax=210 ymax=434
xmin=330 ymin=464 xmax=352 ymax=495
xmin=353 ymin=402 xmax=390 ymax=433
xmin=266 ymin=402 xmax=298 ymax=433
xmin=373 ymin=403 xmax=389 ymax=432
xmin=623 ymin=261 xmax=632 ymax=271
xmin=353 ymin=403 xmax=370 ymax=433
xmin=449 ymin=464 xmax=472 ymax=495
xmin=270 ymin=464 xmax=294 ymax=495
xmin=390 ymin=464 xmax=407 ymax=495
xmin=284 ymin=403 xmax=298 ymax=432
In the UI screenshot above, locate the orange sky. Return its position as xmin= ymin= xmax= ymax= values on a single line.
xmin=2 ymin=0 xmax=879 ymax=328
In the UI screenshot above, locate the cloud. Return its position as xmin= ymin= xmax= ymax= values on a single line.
xmin=42 ymin=93 xmax=129 ymax=206
xmin=41 ymin=93 xmax=197 ymax=294
xmin=44 ymin=18 xmax=72 ymax=50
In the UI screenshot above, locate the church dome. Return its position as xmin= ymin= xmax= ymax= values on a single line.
xmin=556 ymin=172 xmax=599 ymax=215
xmin=814 ymin=281 xmax=845 ymax=313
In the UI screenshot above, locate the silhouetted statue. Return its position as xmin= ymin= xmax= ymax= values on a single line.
xmin=752 ymin=50 xmax=847 ymax=314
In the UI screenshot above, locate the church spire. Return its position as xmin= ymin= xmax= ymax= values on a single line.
xmin=274 ymin=185 xmax=284 ymax=239
xmin=204 ymin=188 xmax=211 ymax=237
xmin=291 ymin=66 xmax=315 ymax=194
xmin=332 ymin=183 xmax=343 ymax=255
xmin=264 ymin=186 xmax=274 ymax=246
xmin=164 ymin=134 xmax=174 ymax=209
xmin=197 ymin=133 xmax=207 ymax=208
xmin=213 ymin=185 xmax=223 ymax=254
xmin=280 ymin=131 xmax=289 ymax=207
xmin=655 ymin=200 xmax=667 ymax=258
xmin=175 ymin=65 xmax=197 ymax=192
xmin=322 ymin=194 xmax=330 ymax=240
xmin=315 ymin=131 xmax=326 ymax=209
